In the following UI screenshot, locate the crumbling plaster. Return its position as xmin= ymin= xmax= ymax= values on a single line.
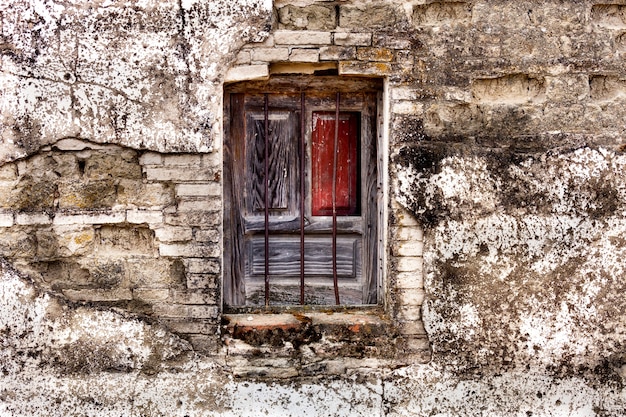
xmin=0 ymin=0 xmax=272 ymax=163
xmin=2 ymin=0 xmax=626 ymax=415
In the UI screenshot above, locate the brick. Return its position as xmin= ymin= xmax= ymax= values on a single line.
xmin=251 ymin=47 xmax=289 ymax=62
xmin=15 ymin=212 xmax=52 ymax=225
xmin=372 ymin=34 xmax=413 ymax=50
xmin=274 ymin=30 xmax=332 ymax=45
xmin=319 ymin=46 xmax=356 ymax=61
xmin=289 ymin=48 xmax=319 ymax=62
xmin=176 ymin=183 xmax=221 ymax=197
xmin=139 ymin=152 xmax=162 ymax=165
xmin=398 ymin=288 xmax=426 ymax=306
xmin=397 ymin=256 xmax=423 ymax=272
xmin=391 ymin=86 xmax=419 ymax=100
xmin=224 ymin=64 xmax=269 ymax=83
xmin=334 ymin=32 xmax=372 ymax=46
xmin=154 ymin=226 xmax=193 ymax=242
xmin=159 ymin=243 xmax=220 ymax=257
xmin=0 ymin=211 xmax=13 ymax=227
xmin=395 ymin=209 xmax=420 ymax=226
xmin=396 ymin=271 xmax=423 ymax=289
xmin=126 ymin=210 xmax=163 ymax=224
xmin=394 ymin=240 xmax=424 ymax=257
xmin=356 ymin=47 xmax=394 ymax=62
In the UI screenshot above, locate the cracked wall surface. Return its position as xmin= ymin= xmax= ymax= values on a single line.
xmin=2 ymin=0 xmax=626 ymax=415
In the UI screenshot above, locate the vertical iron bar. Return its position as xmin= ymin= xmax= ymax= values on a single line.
xmin=300 ymin=92 xmax=306 ymax=305
xmin=264 ymin=93 xmax=270 ymax=307
xmin=332 ymin=92 xmax=340 ymax=305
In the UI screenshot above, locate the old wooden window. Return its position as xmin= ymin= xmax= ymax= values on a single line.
xmin=224 ymin=76 xmax=383 ymax=308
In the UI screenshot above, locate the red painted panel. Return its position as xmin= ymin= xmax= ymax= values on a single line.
xmin=312 ymin=112 xmax=359 ymax=216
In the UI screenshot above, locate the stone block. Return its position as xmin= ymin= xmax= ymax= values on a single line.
xmin=186 ymin=273 xmax=218 ymax=290
xmin=177 ymin=198 xmax=221 ymax=212
xmin=224 ymin=65 xmax=269 ymax=83
xmin=132 ymin=288 xmax=170 ymax=302
xmin=339 ymin=4 xmax=406 ymax=29
xmin=194 ymin=229 xmax=220 ymax=243
xmin=398 ymin=288 xmax=426 ymax=306
xmin=0 ymin=211 xmax=14 ymax=227
xmin=144 ymin=167 xmax=218 ymax=182
xmin=235 ymin=50 xmax=251 ymax=64
xmin=62 ymin=288 xmax=133 ymax=302
xmin=161 ymin=318 xmax=216 ymax=335
xmin=83 ymin=151 xmax=141 ymax=180
xmin=393 ymin=240 xmax=424 ymax=257
xmin=176 ymin=183 xmax=221 ymax=197
xmin=277 ymin=4 xmax=336 ymax=31
xmin=392 ymin=101 xmax=424 ymax=115
xmin=171 ymin=289 xmax=218 ymax=304
xmin=154 ymin=226 xmax=193 ymax=243
xmin=185 ymin=258 xmax=221 ymax=274
xmin=232 ymin=366 xmax=299 ymax=379
xmin=0 ymin=229 xmax=36 ymax=257
xmin=251 ymin=47 xmax=289 ymax=62
xmin=15 ymin=212 xmax=52 ymax=225
xmin=127 ymin=258 xmax=185 ymax=288
xmin=319 ymin=46 xmax=356 ymax=61
xmin=58 ymin=180 xmax=117 ymax=209
xmin=97 ymin=225 xmax=156 ymax=255
xmin=356 ymin=47 xmax=394 ymax=62
xmin=274 ymin=30 xmax=332 ymax=45
xmin=395 ymin=226 xmax=423 ymax=241
xmin=161 ymin=154 xmax=205 ymax=166
xmin=159 ymin=243 xmax=220 ymax=258
xmin=396 ymin=257 xmax=423 ymax=273
xmin=165 ymin=211 xmax=220 ymax=226
xmin=54 ymin=226 xmax=95 ymax=256
xmin=289 ymin=48 xmax=320 ymax=62
xmin=126 ymin=209 xmax=164 ymax=224
xmin=413 ymin=2 xmax=473 ymax=26
xmin=338 ymin=61 xmax=392 ymax=76
xmin=0 ymin=163 xmax=17 ymax=180
xmin=139 ymin=152 xmax=163 ymax=165
xmin=396 ymin=272 xmax=424 ymax=289
xmin=334 ymin=32 xmax=372 ymax=46
xmin=117 ymin=180 xmax=175 ymax=208
xmin=372 ymin=34 xmax=414 ymax=50
xmin=398 ymin=305 xmax=422 ymax=322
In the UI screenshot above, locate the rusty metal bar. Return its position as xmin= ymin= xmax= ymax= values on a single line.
xmin=300 ymin=92 xmax=306 ymax=305
xmin=332 ymin=92 xmax=340 ymax=305
xmin=264 ymin=93 xmax=270 ymax=307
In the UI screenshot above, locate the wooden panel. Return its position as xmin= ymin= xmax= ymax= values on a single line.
xmin=245 ymin=235 xmax=361 ymax=278
xmin=311 ymin=112 xmax=359 ymax=216
xmin=245 ymin=112 xmax=298 ymax=215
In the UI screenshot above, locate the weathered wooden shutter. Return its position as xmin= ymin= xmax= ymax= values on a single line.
xmin=224 ymin=79 xmax=381 ymax=308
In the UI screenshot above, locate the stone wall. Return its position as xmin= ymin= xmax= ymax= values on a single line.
xmin=1 ymin=0 xmax=626 ymax=415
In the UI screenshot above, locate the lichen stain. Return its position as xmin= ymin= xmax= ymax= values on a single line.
xmin=396 ymin=144 xmax=626 ymax=384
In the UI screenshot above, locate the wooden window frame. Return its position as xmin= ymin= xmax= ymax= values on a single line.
xmin=223 ymin=75 xmax=385 ymax=311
